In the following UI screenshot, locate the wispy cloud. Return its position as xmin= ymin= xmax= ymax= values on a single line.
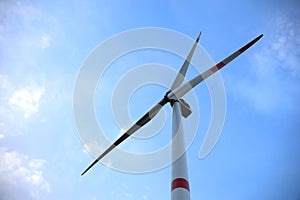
xmin=270 ymin=14 xmax=300 ymax=78
xmin=0 ymin=148 xmax=50 ymax=200
xmin=229 ymin=11 xmax=300 ymax=114
xmin=0 ymin=1 xmax=69 ymax=136
xmin=0 ymin=1 xmax=50 ymax=51
xmin=0 ymin=74 xmax=9 ymax=89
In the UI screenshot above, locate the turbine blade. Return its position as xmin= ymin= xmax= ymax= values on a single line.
xmin=168 ymin=34 xmax=263 ymax=99
xmin=81 ymin=98 xmax=168 ymax=176
xmin=170 ymin=32 xmax=202 ymax=91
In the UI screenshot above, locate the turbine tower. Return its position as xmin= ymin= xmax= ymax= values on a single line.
xmin=169 ymin=32 xmax=201 ymax=200
xmin=81 ymin=32 xmax=263 ymax=199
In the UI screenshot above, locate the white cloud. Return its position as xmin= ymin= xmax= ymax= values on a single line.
xmin=0 ymin=148 xmax=50 ymax=200
xmin=82 ymin=149 xmax=88 ymax=154
xmin=29 ymin=160 xmax=47 ymax=169
xmin=40 ymin=34 xmax=51 ymax=49
xmin=9 ymin=86 xmax=44 ymax=118
xmin=0 ymin=75 xmax=48 ymax=136
xmin=83 ymin=141 xmax=105 ymax=154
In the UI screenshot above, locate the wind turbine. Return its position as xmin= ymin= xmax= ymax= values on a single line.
xmin=81 ymin=32 xmax=263 ymax=199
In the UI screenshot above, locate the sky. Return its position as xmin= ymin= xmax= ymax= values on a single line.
xmin=0 ymin=0 xmax=300 ymax=199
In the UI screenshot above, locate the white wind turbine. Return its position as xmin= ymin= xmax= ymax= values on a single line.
xmin=81 ymin=32 xmax=263 ymax=200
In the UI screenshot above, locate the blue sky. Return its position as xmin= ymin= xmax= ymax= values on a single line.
xmin=0 ymin=0 xmax=300 ymax=199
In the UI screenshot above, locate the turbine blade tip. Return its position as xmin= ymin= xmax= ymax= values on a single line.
xmin=255 ymin=34 xmax=263 ymax=41
xmin=196 ymin=32 xmax=202 ymax=43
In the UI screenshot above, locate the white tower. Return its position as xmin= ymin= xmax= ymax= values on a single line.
xmin=171 ymin=101 xmax=190 ymax=200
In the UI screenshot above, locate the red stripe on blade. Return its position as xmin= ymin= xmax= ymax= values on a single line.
xmin=171 ymin=178 xmax=190 ymax=191
xmin=216 ymin=61 xmax=225 ymax=70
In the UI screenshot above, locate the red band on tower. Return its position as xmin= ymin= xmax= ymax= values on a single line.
xmin=171 ymin=178 xmax=190 ymax=191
